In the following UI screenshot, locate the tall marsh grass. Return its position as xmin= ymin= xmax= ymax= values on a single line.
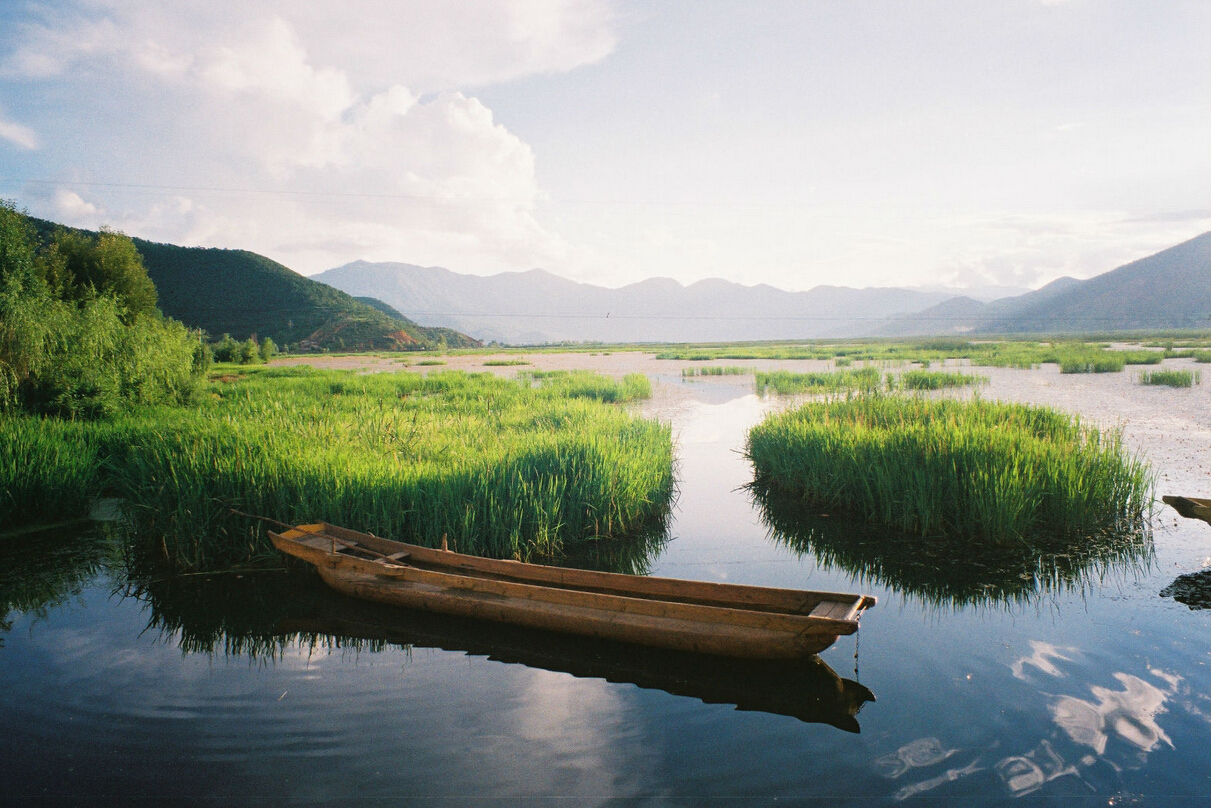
xmin=3 ymin=368 xmax=674 ymax=569
xmin=0 ymin=416 xmax=102 ymax=525
xmin=746 ymin=396 xmax=1152 ymax=545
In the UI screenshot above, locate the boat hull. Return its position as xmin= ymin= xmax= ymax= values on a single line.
xmin=270 ymin=523 xmax=874 ymax=659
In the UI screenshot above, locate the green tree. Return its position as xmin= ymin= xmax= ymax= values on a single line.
xmin=239 ymin=337 xmax=259 ymax=364
xmin=41 ymin=227 xmax=158 ymax=322
xmin=259 ymin=336 xmax=277 ymax=362
xmin=212 ymin=333 xmax=240 ymax=363
xmin=0 ymin=200 xmax=39 ymax=293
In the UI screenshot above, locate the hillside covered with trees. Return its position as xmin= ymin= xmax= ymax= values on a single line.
xmin=27 ymin=218 xmax=478 ymax=352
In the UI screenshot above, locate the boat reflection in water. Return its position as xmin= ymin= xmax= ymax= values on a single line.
xmin=750 ymin=484 xmax=1154 ymax=608
xmin=124 ymin=562 xmax=876 ymax=733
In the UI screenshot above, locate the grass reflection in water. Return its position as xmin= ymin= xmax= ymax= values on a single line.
xmin=750 ymin=484 xmax=1154 ymax=608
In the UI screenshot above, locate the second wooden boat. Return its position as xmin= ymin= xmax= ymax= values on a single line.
xmin=269 ymin=522 xmax=875 ymax=659
xmin=1163 ymin=495 xmax=1211 ymax=526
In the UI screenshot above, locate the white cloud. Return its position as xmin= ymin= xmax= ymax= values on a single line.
xmin=0 ymin=2 xmax=614 ymax=275
xmin=53 ymin=189 xmax=102 ymax=219
xmin=0 ymin=109 xmax=38 ymax=150
xmin=201 ymin=18 xmax=355 ymax=122
xmin=3 ymin=1 xmax=616 ymax=91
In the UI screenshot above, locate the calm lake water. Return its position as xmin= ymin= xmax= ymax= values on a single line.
xmin=5 ymin=356 xmax=1211 ymax=806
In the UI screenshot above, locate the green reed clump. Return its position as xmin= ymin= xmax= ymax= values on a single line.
xmin=482 ymin=359 xmax=530 ymax=366
xmin=1120 ymin=350 xmax=1164 ymax=366
xmin=746 ymin=395 xmax=1152 ymax=545
xmin=1190 ymin=351 xmax=1211 ymax=363
xmin=521 ymin=369 xmax=652 ymax=403
xmin=414 ymin=359 xmax=445 ymax=366
xmin=755 ymin=368 xmax=882 ymax=396
xmin=893 ymin=370 xmax=988 ymax=391
xmin=54 ymin=368 xmax=672 ymax=569
xmin=1056 ymin=347 xmax=1126 ymax=373
xmin=0 ymin=415 xmax=103 ymax=525
xmin=1139 ymin=369 xmax=1199 ymax=388
xmin=682 ymin=366 xmax=751 ymax=377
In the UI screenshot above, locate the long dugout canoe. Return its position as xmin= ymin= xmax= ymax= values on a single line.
xmin=269 ymin=523 xmax=875 ymax=659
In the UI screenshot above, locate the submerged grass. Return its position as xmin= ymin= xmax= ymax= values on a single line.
xmin=2 ymin=367 xmax=674 ymax=569
xmin=681 ymin=366 xmax=752 ymax=377
xmin=746 ymin=395 xmax=1152 ymax=545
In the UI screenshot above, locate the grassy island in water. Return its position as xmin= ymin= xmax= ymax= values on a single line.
xmin=4 ymin=367 xmax=673 ymax=569
xmin=746 ymin=395 xmax=1152 ymax=545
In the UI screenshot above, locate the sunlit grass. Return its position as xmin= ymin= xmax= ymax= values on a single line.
xmin=2 ymin=368 xmax=674 ymax=569
xmin=746 ymin=395 xmax=1152 ymax=545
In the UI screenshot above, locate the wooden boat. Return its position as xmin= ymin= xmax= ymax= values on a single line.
xmin=268 ymin=522 xmax=876 ymax=659
xmin=1163 ymin=495 xmax=1211 ymax=526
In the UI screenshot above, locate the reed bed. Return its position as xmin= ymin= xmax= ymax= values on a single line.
xmin=745 ymin=396 xmax=1152 ymax=545
xmin=657 ymin=339 xmax=1171 ymax=374
xmin=3 ymin=368 xmax=674 ymax=569
xmin=482 ymin=359 xmax=530 ymax=366
xmin=520 ymin=369 xmax=651 ymax=402
xmin=754 ymin=368 xmax=882 ymax=396
xmin=1056 ymin=348 xmax=1126 ymax=373
xmin=1119 ymin=350 xmax=1165 ymax=366
xmin=1138 ymin=369 xmax=1199 ymax=388
xmin=0 ymin=416 xmax=103 ymax=525
xmin=892 ymin=370 xmax=987 ymax=391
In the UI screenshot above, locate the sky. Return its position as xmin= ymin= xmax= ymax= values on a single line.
xmin=0 ymin=0 xmax=1208 ymax=292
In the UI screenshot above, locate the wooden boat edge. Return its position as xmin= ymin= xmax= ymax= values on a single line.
xmin=269 ymin=523 xmax=875 ymax=659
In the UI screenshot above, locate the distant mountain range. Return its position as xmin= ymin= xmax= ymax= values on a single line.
xmin=314 ymin=231 xmax=1211 ymax=343
xmin=875 ymin=231 xmax=1211 ymax=336
xmin=27 ymin=217 xmax=480 ymax=352
xmin=314 ymin=263 xmax=974 ymax=344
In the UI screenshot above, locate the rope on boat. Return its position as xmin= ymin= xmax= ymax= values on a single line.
xmin=228 ymin=509 xmax=295 ymax=531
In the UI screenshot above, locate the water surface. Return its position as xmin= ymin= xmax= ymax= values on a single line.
xmin=5 ymin=359 xmax=1211 ymax=805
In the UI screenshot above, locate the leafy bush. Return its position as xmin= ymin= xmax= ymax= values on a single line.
xmin=0 ymin=200 xmax=204 ymax=418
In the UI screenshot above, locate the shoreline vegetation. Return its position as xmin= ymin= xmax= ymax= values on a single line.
xmin=4 ymin=367 xmax=673 ymax=569
xmin=746 ymin=396 xmax=1153 ymax=546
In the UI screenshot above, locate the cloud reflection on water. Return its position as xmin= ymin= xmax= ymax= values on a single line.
xmin=1051 ymin=672 xmax=1175 ymax=756
xmin=1011 ymin=640 xmax=1079 ymax=681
